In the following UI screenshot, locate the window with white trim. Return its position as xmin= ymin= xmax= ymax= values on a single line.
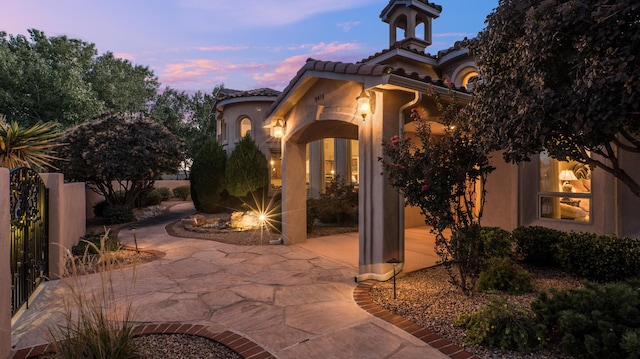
xmin=539 ymin=151 xmax=592 ymax=222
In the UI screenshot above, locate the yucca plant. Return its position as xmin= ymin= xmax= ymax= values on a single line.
xmin=0 ymin=114 xmax=63 ymax=170
xmin=48 ymin=230 xmax=140 ymax=359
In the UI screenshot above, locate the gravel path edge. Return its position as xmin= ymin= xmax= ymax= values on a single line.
xmin=10 ymin=323 xmax=276 ymax=359
xmin=353 ymin=281 xmax=481 ymax=359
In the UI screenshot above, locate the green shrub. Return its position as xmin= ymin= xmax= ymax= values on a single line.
xmin=455 ymin=299 xmax=544 ymax=353
xmin=557 ymin=232 xmax=640 ymax=282
xmin=513 ymin=226 xmax=566 ymax=267
xmin=310 ymin=175 xmax=358 ymax=225
xmin=72 ymin=232 xmax=120 ymax=256
xmin=190 ymin=139 xmax=226 ymax=213
xmin=480 ymin=226 xmax=513 ymax=260
xmin=225 ymin=135 xmax=269 ymax=198
xmin=143 ymin=189 xmax=162 ymax=206
xmin=532 ymin=280 xmax=640 ymax=358
xmin=156 ymin=187 xmax=172 ymax=201
xmin=93 ymin=200 xmax=108 ymax=218
xmin=102 ymin=205 xmax=134 ymax=224
xmin=476 ymin=257 xmax=533 ymax=294
xmin=173 ymin=185 xmax=190 ymax=201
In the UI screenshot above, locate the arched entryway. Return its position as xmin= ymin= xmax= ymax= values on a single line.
xmin=278 ymin=83 xmax=409 ymax=281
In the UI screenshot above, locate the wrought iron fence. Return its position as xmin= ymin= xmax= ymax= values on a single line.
xmin=10 ymin=167 xmax=49 ymax=316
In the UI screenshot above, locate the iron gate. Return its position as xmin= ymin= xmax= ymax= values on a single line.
xmin=10 ymin=167 xmax=49 ymax=316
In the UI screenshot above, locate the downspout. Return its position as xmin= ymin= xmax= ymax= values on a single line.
xmin=355 ymin=90 xmax=421 ymax=282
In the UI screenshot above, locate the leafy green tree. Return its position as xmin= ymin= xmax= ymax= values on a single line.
xmin=189 ymin=139 xmax=226 ymax=213
xmin=469 ymin=0 xmax=640 ymax=197
xmin=147 ymin=86 xmax=219 ymax=176
xmin=0 ymin=29 xmax=158 ymax=128
xmin=0 ymin=114 xmax=62 ymax=170
xmin=225 ymin=135 xmax=269 ymax=198
xmin=56 ymin=113 xmax=184 ymax=206
xmin=86 ymin=51 xmax=159 ymax=116
xmin=185 ymin=88 xmax=219 ymax=158
xmin=380 ymin=92 xmax=495 ymax=295
xmin=0 ymin=30 xmax=103 ymax=127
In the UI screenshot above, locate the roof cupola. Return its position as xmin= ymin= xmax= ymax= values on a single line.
xmin=380 ymin=0 xmax=442 ymax=52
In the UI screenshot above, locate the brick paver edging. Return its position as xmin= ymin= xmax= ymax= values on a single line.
xmin=354 ymin=281 xmax=481 ymax=359
xmin=10 ymin=323 xmax=275 ymax=359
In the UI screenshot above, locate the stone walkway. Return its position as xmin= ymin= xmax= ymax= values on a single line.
xmin=11 ymin=203 xmax=477 ymax=359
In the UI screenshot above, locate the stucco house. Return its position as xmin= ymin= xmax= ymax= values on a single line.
xmin=213 ymin=0 xmax=640 ymax=280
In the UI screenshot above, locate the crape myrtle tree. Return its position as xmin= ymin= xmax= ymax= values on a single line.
xmin=225 ymin=135 xmax=269 ymax=198
xmin=56 ymin=113 xmax=184 ymax=206
xmin=469 ymin=0 xmax=640 ymax=197
xmin=380 ymin=90 xmax=495 ymax=295
xmin=0 ymin=29 xmax=158 ymax=128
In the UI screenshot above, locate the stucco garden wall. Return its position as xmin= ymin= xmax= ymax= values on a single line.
xmin=40 ymin=173 xmax=87 ymax=279
xmin=482 ymin=153 xmax=519 ymax=231
xmin=85 ymin=179 xmax=190 ymax=219
xmin=1 ymin=168 xmax=11 ymax=359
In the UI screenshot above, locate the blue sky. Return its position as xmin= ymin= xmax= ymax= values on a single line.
xmin=2 ymin=0 xmax=498 ymax=93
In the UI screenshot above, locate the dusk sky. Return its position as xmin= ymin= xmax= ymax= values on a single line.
xmin=3 ymin=1 xmax=498 ymax=93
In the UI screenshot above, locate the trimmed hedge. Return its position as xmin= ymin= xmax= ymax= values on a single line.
xmin=557 ymin=232 xmax=640 ymax=282
xmin=532 ymin=280 xmax=640 ymax=359
xmin=513 ymin=226 xmax=566 ymax=267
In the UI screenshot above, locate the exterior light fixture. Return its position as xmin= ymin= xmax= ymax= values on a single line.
xmin=356 ymin=88 xmax=375 ymax=120
xmin=273 ymin=118 xmax=286 ymax=139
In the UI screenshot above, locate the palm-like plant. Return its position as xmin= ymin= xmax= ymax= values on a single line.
xmin=0 ymin=114 xmax=63 ymax=170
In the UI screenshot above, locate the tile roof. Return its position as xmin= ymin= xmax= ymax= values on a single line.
xmin=380 ymin=0 xmax=443 ymax=17
xmin=436 ymin=37 xmax=474 ymax=58
xmin=218 ymin=87 xmax=281 ymax=101
xmin=268 ymin=57 xmax=470 ymax=116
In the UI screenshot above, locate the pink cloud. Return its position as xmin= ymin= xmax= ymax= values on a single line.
xmin=252 ymin=41 xmax=362 ymax=88
xmin=159 ymin=58 xmax=269 ymax=89
xmin=113 ymin=52 xmax=136 ymax=61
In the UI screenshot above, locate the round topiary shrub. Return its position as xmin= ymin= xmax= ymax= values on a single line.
xmin=93 ymin=200 xmax=108 ymax=217
xmin=173 ymin=185 xmax=190 ymax=201
xmin=480 ymin=226 xmax=513 ymax=260
xmin=513 ymin=226 xmax=566 ymax=267
xmin=102 ymin=204 xmax=134 ymax=224
xmin=476 ymin=256 xmax=533 ymax=294
xmin=156 ymin=187 xmax=172 ymax=201
xmin=143 ymin=189 xmax=163 ymax=206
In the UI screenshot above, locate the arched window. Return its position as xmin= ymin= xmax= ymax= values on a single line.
xmin=240 ymin=117 xmax=251 ymax=137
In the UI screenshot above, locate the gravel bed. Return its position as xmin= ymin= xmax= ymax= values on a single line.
xmin=167 ymin=220 xmax=282 ymax=245
xmin=133 ymin=334 xmax=242 ymax=359
xmin=369 ymin=264 xmax=581 ymax=359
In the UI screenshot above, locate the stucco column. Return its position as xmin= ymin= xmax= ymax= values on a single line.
xmin=281 ymin=140 xmax=307 ymax=245
xmin=308 ymin=141 xmax=323 ymax=198
xmin=356 ymin=92 xmax=403 ymax=281
xmin=334 ymin=139 xmax=348 ymax=181
xmin=0 ymin=168 xmax=11 ymax=359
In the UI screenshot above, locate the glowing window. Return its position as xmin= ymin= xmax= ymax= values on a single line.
xmin=240 ymin=118 xmax=251 ymax=137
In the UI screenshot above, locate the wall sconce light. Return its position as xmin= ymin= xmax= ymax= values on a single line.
xmin=356 ymin=88 xmax=375 ymax=120
xmin=273 ymin=118 xmax=286 ymax=139
xmin=559 ymin=169 xmax=578 ymax=192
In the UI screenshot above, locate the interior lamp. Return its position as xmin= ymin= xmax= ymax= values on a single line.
xmin=559 ymin=170 xmax=578 ymax=192
xmin=356 ymin=89 xmax=374 ymax=120
xmin=273 ymin=119 xmax=286 ymax=139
